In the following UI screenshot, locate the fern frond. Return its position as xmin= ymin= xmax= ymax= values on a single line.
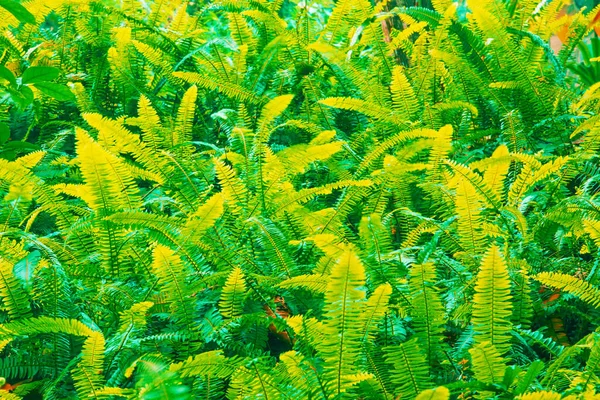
xmin=151 ymin=245 xmax=196 ymax=331
xmin=180 ymin=194 xmax=225 ymax=243
xmin=385 ymin=339 xmax=433 ymax=398
xmin=278 ymin=274 xmax=327 ymax=293
xmin=584 ymin=219 xmax=600 ymax=248
xmin=453 ymin=177 xmax=486 ymax=256
xmin=319 ymin=0 xmax=372 ymax=45
xmin=247 ymin=217 xmax=296 ymax=278
xmin=214 ymin=158 xmax=249 ymax=216
xmin=508 ymin=157 xmax=569 ymax=205
xmin=534 ymin=272 xmax=600 ymax=308
xmin=173 ymin=71 xmax=266 ymax=104
xmin=515 ymin=391 xmax=561 ymax=400
xmin=135 ymin=95 xmax=165 ymax=152
xmin=319 ymin=97 xmax=407 ymax=127
xmin=172 ymin=85 xmax=197 ymax=156
xmin=74 ymin=128 xmax=141 ymax=211
xmin=72 ymin=331 xmax=105 ymax=399
xmin=320 ymin=246 xmax=370 ymax=396
xmin=410 ymin=262 xmax=445 ymax=365
xmin=0 ymin=257 xmax=32 ymax=320
xmin=219 ymin=267 xmax=246 ymax=319
xmin=355 ymin=128 xmax=439 ymax=176
xmin=390 ymin=66 xmax=420 ymax=121
xmin=472 ymin=245 xmax=513 ymax=355
xmin=170 ymin=350 xmax=243 ymax=378
xmin=360 ymin=283 xmax=392 ymax=343
xmin=276 ymin=139 xmax=344 ymax=176
xmin=469 ymin=342 xmax=506 ymax=385
xmin=476 ymin=145 xmax=511 ymax=199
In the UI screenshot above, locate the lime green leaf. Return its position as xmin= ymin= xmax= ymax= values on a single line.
xmin=32 ymin=82 xmax=75 ymax=101
xmin=415 ymin=386 xmax=450 ymax=400
xmin=22 ymin=66 xmax=60 ymax=84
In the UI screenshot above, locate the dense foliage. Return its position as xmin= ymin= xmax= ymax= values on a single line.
xmin=1 ymin=0 xmax=600 ymax=398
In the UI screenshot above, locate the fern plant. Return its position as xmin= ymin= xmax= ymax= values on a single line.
xmin=0 ymin=0 xmax=600 ymax=399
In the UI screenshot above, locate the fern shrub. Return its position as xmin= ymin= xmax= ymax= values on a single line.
xmin=0 ymin=0 xmax=599 ymax=398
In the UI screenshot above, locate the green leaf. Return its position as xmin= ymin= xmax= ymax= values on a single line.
xmin=22 ymin=66 xmax=60 ymax=84
xmin=1 ymin=141 xmax=40 ymax=153
xmin=0 ymin=0 xmax=35 ymax=25
xmin=32 ymin=82 xmax=75 ymax=101
xmin=0 ymin=65 xmax=16 ymax=87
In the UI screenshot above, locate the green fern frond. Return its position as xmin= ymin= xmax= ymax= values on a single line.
xmin=181 ymin=194 xmax=225 ymax=243
xmin=512 ymin=270 xmax=533 ymax=328
xmin=214 ymin=158 xmax=249 ymax=215
xmin=135 ymin=95 xmax=165 ymax=152
xmin=0 ymin=257 xmax=32 ymax=320
xmin=472 ymin=245 xmax=513 ymax=355
xmin=172 ymin=71 xmax=266 ymax=104
xmin=319 ymin=0 xmax=372 ymax=45
xmin=319 ymin=97 xmax=407 ymax=127
xmin=390 ymin=66 xmax=420 ymax=121
xmin=385 ymin=339 xmax=433 ymax=398
xmin=247 ymin=217 xmax=296 ymax=278
xmin=582 ymin=333 xmax=600 ymax=387
xmin=469 ymin=341 xmax=506 ymax=385
xmin=534 ymin=272 xmax=600 ymax=308
xmin=272 ymin=179 xmax=372 ymax=215
xmin=72 ymin=331 xmax=105 ymax=399
xmin=508 ymin=157 xmax=569 ymax=205
xmin=453 ymin=177 xmax=486 ymax=256
xmin=359 ymin=283 xmax=392 ymax=343
xmin=410 ymin=262 xmax=445 ymax=365
xmin=170 ymin=350 xmax=243 ymax=378
xmin=276 ymin=139 xmax=344 ymax=176
xmin=445 ymin=160 xmax=500 ymax=208
xmin=278 ymin=274 xmax=327 ymax=293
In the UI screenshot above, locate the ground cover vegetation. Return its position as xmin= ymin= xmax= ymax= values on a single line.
xmin=0 ymin=0 xmax=600 ymax=398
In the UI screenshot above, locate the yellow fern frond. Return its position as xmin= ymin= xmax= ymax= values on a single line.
xmin=219 ymin=267 xmax=246 ymax=319
xmin=320 ymin=246 xmax=369 ymax=396
xmin=213 ymin=158 xmax=249 ymax=215
xmin=151 ymin=245 xmax=196 ymax=330
xmin=469 ymin=342 xmax=506 ymax=385
xmin=584 ymin=219 xmax=600 ymax=248
xmin=172 ymin=85 xmax=197 ymax=156
xmin=75 ymin=128 xmax=141 ymax=211
xmin=516 ymin=391 xmax=562 ymax=400
xmin=454 ymin=178 xmax=486 ymax=256
xmin=508 ymin=156 xmax=569 ymax=205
